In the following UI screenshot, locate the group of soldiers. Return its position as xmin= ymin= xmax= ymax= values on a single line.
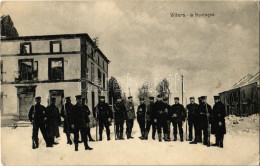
xmin=28 ymin=93 xmax=226 ymax=152
xmin=113 ymin=94 xmax=226 ymax=148
xmin=29 ymin=95 xmax=94 ymax=151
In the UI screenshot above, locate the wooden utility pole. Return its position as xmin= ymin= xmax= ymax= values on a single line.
xmin=181 ymin=75 xmax=184 ymax=105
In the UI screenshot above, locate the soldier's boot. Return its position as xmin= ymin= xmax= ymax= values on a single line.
xmin=152 ymin=132 xmax=156 ymax=140
xmin=84 ymin=141 xmax=93 ymax=150
xmin=107 ymin=132 xmax=111 ymax=141
xmin=144 ymin=131 xmax=149 ymax=140
xmin=36 ymin=139 xmax=39 ymax=148
xmin=75 ymin=144 xmax=78 ymax=151
xmin=120 ymin=132 xmax=125 ymax=140
xmin=99 ymin=134 xmax=102 ymax=141
xmin=173 ymin=134 xmax=177 ymax=141
xmin=126 ymin=132 xmax=130 ymax=139
xmin=158 ymin=133 xmax=162 ymax=142
xmin=167 ymin=132 xmax=171 ymax=140
xmin=66 ymin=134 xmax=72 ymax=145
xmin=180 ymin=134 xmax=184 ymax=142
xmin=219 ymin=135 xmax=224 ymax=148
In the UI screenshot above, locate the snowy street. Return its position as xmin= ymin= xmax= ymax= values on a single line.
xmin=1 ymin=114 xmax=259 ymax=165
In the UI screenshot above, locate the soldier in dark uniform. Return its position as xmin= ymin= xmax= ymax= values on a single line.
xmin=198 ymin=96 xmax=212 ymax=146
xmin=144 ymin=96 xmax=155 ymax=140
xmin=114 ymin=97 xmax=127 ymax=140
xmin=163 ymin=97 xmax=172 ymax=140
xmin=197 ymin=97 xmax=203 ymax=143
xmin=83 ymin=98 xmax=95 ymax=142
xmin=170 ymin=97 xmax=186 ymax=142
xmin=211 ymin=96 xmax=226 ymax=148
xmin=60 ymin=97 xmax=73 ymax=145
xmin=137 ymin=97 xmax=146 ymax=140
xmin=46 ymin=97 xmax=61 ymax=146
xmin=93 ymin=96 xmax=112 ymax=141
xmin=153 ymin=95 xmax=170 ymax=142
xmin=125 ymin=96 xmax=135 ymax=139
xmin=186 ymin=97 xmax=199 ymax=143
xmin=28 ymin=96 xmax=49 ymax=148
xmin=71 ymin=95 xmax=93 ymax=151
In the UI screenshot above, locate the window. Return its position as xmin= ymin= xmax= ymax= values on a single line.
xmin=91 ymin=63 xmax=94 ymax=82
xmin=91 ymin=49 xmax=95 ymax=59
xmin=103 ymin=61 xmax=105 ymax=69
xmin=20 ymin=42 xmax=32 ymax=55
xmin=48 ymin=58 xmax=64 ymax=80
xmin=103 ymin=73 xmax=105 ymax=88
xmin=50 ymin=41 xmax=62 ymax=53
xmin=98 ymin=68 xmax=101 ymax=84
xmin=18 ymin=59 xmax=33 ymax=81
xmin=33 ymin=61 xmax=38 ymax=79
xmin=98 ymin=56 xmax=100 ymax=65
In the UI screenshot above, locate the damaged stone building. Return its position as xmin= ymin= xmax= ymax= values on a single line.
xmin=1 ymin=33 xmax=110 ymax=124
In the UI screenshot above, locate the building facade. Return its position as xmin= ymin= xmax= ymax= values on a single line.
xmin=219 ymin=72 xmax=260 ymax=116
xmin=1 ymin=33 xmax=110 ymax=123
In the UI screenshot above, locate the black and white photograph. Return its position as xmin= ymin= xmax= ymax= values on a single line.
xmin=0 ymin=0 xmax=259 ymax=165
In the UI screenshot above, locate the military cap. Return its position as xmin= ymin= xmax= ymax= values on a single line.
xmin=65 ymin=97 xmax=71 ymax=100
xmin=201 ymin=96 xmax=207 ymax=100
xmin=157 ymin=94 xmax=162 ymax=98
xmin=149 ymin=96 xmax=154 ymax=100
xmin=99 ymin=96 xmax=105 ymax=99
xmin=139 ymin=97 xmax=144 ymax=101
xmin=189 ymin=97 xmax=195 ymax=100
xmin=50 ymin=97 xmax=56 ymax=102
xmin=35 ymin=96 xmax=41 ymax=100
xmin=174 ymin=97 xmax=179 ymax=100
xmin=75 ymin=95 xmax=82 ymax=99
xmin=128 ymin=96 xmax=133 ymax=99
xmin=214 ymin=96 xmax=220 ymax=100
xmin=163 ymin=97 xmax=168 ymax=101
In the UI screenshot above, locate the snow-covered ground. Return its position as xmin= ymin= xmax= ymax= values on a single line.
xmin=1 ymin=114 xmax=259 ymax=165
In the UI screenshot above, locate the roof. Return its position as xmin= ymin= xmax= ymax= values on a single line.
xmin=243 ymin=72 xmax=259 ymax=86
xmin=231 ymin=74 xmax=253 ymax=89
xmin=1 ymin=33 xmax=110 ymax=62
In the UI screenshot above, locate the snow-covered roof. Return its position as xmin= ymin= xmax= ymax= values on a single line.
xmin=231 ymin=74 xmax=253 ymax=89
xmin=243 ymin=72 xmax=259 ymax=86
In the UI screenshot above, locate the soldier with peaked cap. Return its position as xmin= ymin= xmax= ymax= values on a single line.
xmin=144 ymin=96 xmax=155 ymax=140
xmin=170 ymin=97 xmax=186 ymax=142
xmin=60 ymin=97 xmax=73 ymax=145
xmin=93 ymin=96 xmax=113 ymax=141
xmin=46 ymin=97 xmax=61 ymax=146
xmin=71 ymin=95 xmax=93 ymax=151
xmin=163 ymin=97 xmax=172 ymax=141
xmin=187 ymin=97 xmax=200 ymax=144
xmin=82 ymin=97 xmax=95 ymax=142
xmin=198 ymin=96 xmax=212 ymax=146
xmin=125 ymin=96 xmax=135 ymax=139
xmin=114 ymin=96 xmax=127 ymax=140
xmin=196 ymin=97 xmax=203 ymax=142
xmin=28 ymin=96 xmax=49 ymax=148
xmin=137 ymin=97 xmax=146 ymax=140
xmin=152 ymin=94 xmax=168 ymax=142
xmin=211 ymin=96 xmax=226 ymax=148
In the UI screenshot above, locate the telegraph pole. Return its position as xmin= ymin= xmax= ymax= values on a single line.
xmin=181 ymin=75 xmax=184 ymax=105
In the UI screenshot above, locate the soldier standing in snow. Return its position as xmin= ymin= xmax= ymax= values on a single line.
xmin=136 ymin=97 xmax=146 ymax=140
xmin=211 ymin=96 xmax=226 ymax=148
xmin=46 ymin=97 xmax=61 ymax=146
xmin=125 ymin=96 xmax=135 ymax=139
xmin=28 ymin=96 xmax=49 ymax=148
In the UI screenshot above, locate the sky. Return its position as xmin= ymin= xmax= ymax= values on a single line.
xmin=1 ymin=1 xmax=259 ymax=105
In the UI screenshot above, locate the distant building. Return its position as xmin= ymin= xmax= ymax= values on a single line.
xmin=1 ymin=33 xmax=110 ymax=124
xmin=219 ymin=72 xmax=260 ymax=116
xmin=0 ymin=15 xmax=19 ymax=37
